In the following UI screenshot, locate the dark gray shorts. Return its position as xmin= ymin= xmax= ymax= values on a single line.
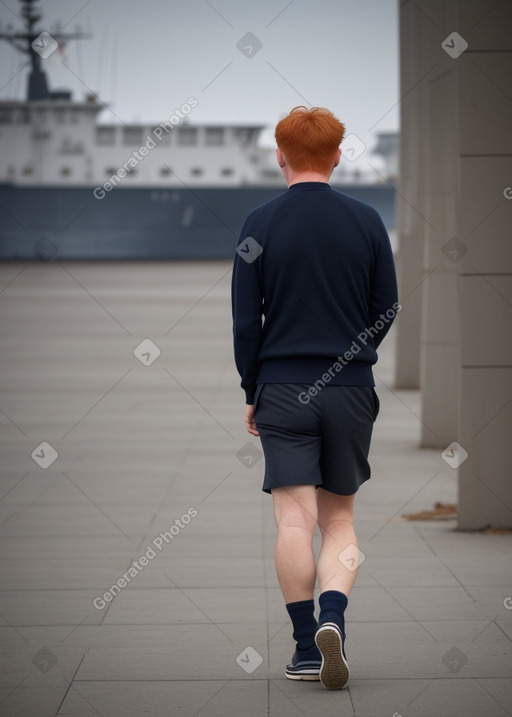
xmin=254 ymin=383 xmax=380 ymax=496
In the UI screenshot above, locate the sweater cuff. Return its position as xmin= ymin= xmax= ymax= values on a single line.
xmin=245 ymin=387 xmax=256 ymax=404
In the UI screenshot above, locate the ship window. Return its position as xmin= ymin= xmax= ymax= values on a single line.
xmin=234 ymin=128 xmax=255 ymax=145
xmin=160 ymin=167 xmax=173 ymax=176
xmin=60 ymin=167 xmax=72 ymax=177
xmin=123 ymin=127 xmax=143 ymax=145
xmin=16 ymin=109 xmax=30 ymax=124
xmin=221 ymin=168 xmax=234 ymax=177
xmin=60 ymin=139 xmax=84 ymax=155
xmin=205 ymin=128 xmax=224 ymax=146
xmin=33 ymin=109 xmax=47 ymax=123
xmin=0 ymin=110 xmax=13 ymax=124
xmin=96 ymin=127 xmax=116 ymax=145
xmin=107 ymin=166 xmax=136 ymax=177
xmin=151 ymin=127 xmax=170 ymax=145
xmin=22 ymin=167 xmax=33 ymax=176
xmin=178 ymin=128 xmax=197 ymax=146
xmin=190 ymin=167 xmax=203 ymax=176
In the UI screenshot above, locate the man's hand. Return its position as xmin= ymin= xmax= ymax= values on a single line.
xmin=244 ymin=404 xmax=259 ymax=436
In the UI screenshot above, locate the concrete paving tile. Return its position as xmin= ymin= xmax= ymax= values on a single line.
xmin=125 ymin=556 xmax=268 ymax=589
xmin=347 ymin=678 xmax=432 ymax=717
xmin=0 ymin=534 xmax=136 ymax=562
xmin=0 ymin=686 xmax=68 ymax=717
xmin=342 ymin=585 xmax=421 ymax=622
xmin=495 ymin=616 xmax=512 ymax=641
xmin=73 ymin=633 xmax=271 ymax=682
xmin=159 ymin=587 xmax=272 ymax=625
xmin=349 ymin=677 xmax=510 ymax=717
xmin=359 ymin=529 xmax=439 ymax=557
xmin=0 ymin=646 xmax=84 ymax=688
xmin=362 ymin=556 xmax=458 ymax=587
xmin=0 ymin=627 xmax=30 ymax=648
xmin=98 ymin=588 xmax=214 ymax=625
xmin=383 ymin=585 xmax=496 ymax=621
xmin=0 ymin=470 xmax=171 ymax=508
xmin=327 ymin=621 xmax=437 ymax=680
xmin=95 ymin=554 xmax=276 ymax=594
xmin=167 ymin=475 xmax=268 ymax=507
xmin=0 ymin=503 xmax=146 ymax=538
xmin=168 ymin=475 xmax=264 ymax=501
xmin=0 ymin=590 xmax=103 ymax=627
xmin=58 ymin=680 xmax=269 ymax=717
xmin=415 ymin=523 xmax=511 ymax=558
xmin=342 ymin=621 xmax=512 ymax=680
xmin=150 ymin=533 xmax=268 ymax=559
xmin=463 ymin=585 xmax=512 ymax=614
xmin=97 ymin=585 xmax=283 ymax=627
xmin=477 ymin=678 xmax=512 ymax=715
xmin=441 ymin=559 xmax=512 ymax=587
xmin=0 ymin=558 xmax=143 ymax=591
xmin=54 ymin=623 xmax=276 ymax=654
xmin=268 ymin=678 xmax=355 ymax=716
xmin=419 ymin=618 xmax=511 ymax=645
xmin=154 ymin=501 xmax=266 ymax=536
xmin=398 ymin=677 xmax=512 ymax=717
xmin=182 ymin=679 xmax=269 ymax=717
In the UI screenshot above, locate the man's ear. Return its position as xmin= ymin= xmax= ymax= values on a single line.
xmin=334 ymin=148 xmax=342 ymax=168
xmin=276 ymin=148 xmax=286 ymax=168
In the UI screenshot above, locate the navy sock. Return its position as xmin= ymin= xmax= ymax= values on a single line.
xmin=286 ymin=599 xmax=318 ymax=652
xmin=318 ymin=590 xmax=348 ymax=633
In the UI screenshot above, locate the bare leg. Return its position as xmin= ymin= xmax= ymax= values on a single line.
xmin=316 ymin=489 xmax=359 ymax=596
xmin=272 ymin=485 xmax=318 ymax=603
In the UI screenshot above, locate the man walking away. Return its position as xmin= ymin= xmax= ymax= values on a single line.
xmin=232 ymin=106 xmax=399 ymax=689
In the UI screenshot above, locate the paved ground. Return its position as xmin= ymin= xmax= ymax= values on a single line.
xmin=0 ymin=261 xmax=511 ymax=717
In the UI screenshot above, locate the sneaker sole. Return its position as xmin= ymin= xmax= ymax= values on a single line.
xmin=315 ymin=624 xmax=349 ymax=689
xmin=285 ymin=670 xmax=320 ymax=681
xmin=285 ymin=661 xmax=321 ymax=681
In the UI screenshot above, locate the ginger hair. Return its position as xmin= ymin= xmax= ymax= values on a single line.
xmin=275 ymin=106 xmax=345 ymax=173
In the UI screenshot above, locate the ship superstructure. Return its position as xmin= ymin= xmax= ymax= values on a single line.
xmin=0 ymin=0 xmax=395 ymax=259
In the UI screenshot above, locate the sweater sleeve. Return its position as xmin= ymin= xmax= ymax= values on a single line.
xmin=231 ymin=219 xmax=264 ymax=404
xmin=368 ymin=213 xmax=399 ymax=348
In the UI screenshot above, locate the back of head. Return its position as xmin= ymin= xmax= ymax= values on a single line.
xmin=275 ymin=106 xmax=345 ymax=174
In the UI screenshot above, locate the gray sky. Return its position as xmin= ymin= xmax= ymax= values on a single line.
xmin=0 ymin=0 xmax=399 ymax=169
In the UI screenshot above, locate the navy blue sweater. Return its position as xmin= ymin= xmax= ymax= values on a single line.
xmin=231 ymin=182 xmax=399 ymax=404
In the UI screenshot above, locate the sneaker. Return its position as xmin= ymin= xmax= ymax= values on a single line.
xmin=314 ymin=622 xmax=350 ymax=689
xmin=285 ymin=647 xmax=321 ymax=681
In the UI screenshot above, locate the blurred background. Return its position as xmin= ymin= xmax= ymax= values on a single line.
xmin=0 ymin=0 xmax=399 ymax=142
xmin=0 ymin=0 xmax=398 ymax=259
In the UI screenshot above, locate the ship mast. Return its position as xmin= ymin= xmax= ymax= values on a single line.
xmin=0 ymin=0 xmax=90 ymax=101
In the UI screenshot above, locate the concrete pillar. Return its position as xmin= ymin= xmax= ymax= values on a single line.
xmin=394 ymin=1 xmax=427 ymax=390
xmin=455 ymin=1 xmax=512 ymax=529
xmin=399 ymin=0 xmax=512 ymax=527
xmin=418 ymin=1 xmax=460 ymax=448
xmin=396 ymin=1 xmax=461 ymax=448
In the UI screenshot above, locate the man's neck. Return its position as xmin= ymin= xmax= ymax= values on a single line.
xmin=286 ymin=171 xmax=332 ymax=187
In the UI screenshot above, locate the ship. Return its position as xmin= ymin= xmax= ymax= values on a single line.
xmin=0 ymin=0 xmax=396 ymax=260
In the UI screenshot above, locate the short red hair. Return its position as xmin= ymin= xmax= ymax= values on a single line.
xmin=275 ymin=106 xmax=345 ymax=173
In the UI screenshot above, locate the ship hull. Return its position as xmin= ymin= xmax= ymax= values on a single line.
xmin=0 ymin=184 xmax=395 ymax=260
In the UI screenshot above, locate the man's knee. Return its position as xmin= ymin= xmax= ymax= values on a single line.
xmin=276 ymin=522 xmax=316 ymax=543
